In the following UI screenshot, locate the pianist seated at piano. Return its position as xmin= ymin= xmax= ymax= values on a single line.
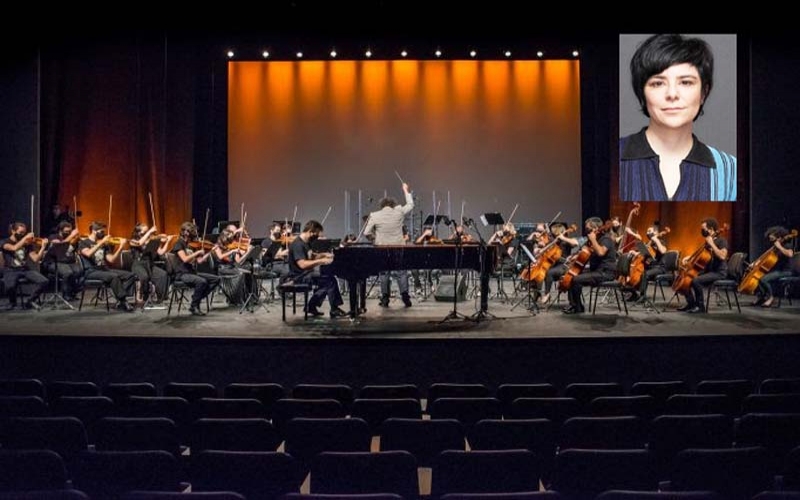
xmin=286 ymin=220 xmax=348 ymax=319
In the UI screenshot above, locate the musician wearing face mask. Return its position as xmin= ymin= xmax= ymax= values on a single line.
xmin=212 ymin=228 xmax=249 ymax=306
xmin=78 ymin=221 xmax=136 ymax=312
xmin=563 ymin=217 xmax=617 ymax=314
xmin=539 ymin=223 xmax=579 ymax=306
xmin=677 ymin=218 xmax=728 ymax=313
xmin=45 ymin=220 xmax=82 ymax=301
xmin=130 ymin=223 xmax=171 ymax=305
xmin=752 ymin=226 xmax=795 ymax=308
xmin=171 ymin=221 xmax=219 ymax=316
xmin=287 ymin=220 xmax=347 ymax=318
xmin=627 ymin=223 xmax=668 ymax=303
xmin=2 ymin=222 xmax=49 ymax=310
xmin=262 ymin=223 xmax=291 ymax=279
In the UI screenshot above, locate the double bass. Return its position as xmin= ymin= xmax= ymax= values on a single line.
xmin=621 ymin=227 xmax=670 ymax=289
xmin=519 ymin=224 xmax=577 ymax=283
xmin=738 ymin=230 xmax=797 ymax=294
xmin=672 ymin=224 xmax=728 ymax=293
xmin=558 ymin=220 xmax=614 ymax=291
xmin=617 ymin=202 xmax=641 ymax=254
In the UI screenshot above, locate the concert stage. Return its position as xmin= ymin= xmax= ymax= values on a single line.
xmin=1 ymin=292 xmax=799 ymax=397
xmin=0 ymin=294 xmax=798 ymax=340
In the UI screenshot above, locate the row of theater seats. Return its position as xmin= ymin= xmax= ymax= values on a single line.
xmin=1 ymin=446 xmax=800 ymax=500
xmin=3 ymin=377 xmax=800 ymax=404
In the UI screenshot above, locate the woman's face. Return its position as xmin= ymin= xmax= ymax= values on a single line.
xmin=644 ymin=63 xmax=704 ymax=130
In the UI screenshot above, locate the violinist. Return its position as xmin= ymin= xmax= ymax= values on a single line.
xmin=262 ymin=223 xmax=291 ymax=278
xmin=45 ymin=220 xmax=82 ymax=301
xmin=563 ymin=217 xmax=617 ymax=314
xmin=1 ymin=222 xmax=49 ymax=310
xmin=448 ymin=223 xmax=473 ymax=243
xmin=752 ymin=226 xmax=795 ymax=308
xmin=212 ymin=228 xmax=249 ymax=306
xmin=415 ymin=226 xmax=438 ymax=245
xmin=287 ymin=220 xmax=347 ymax=318
xmin=364 ymin=181 xmax=414 ymax=308
xmin=130 ymin=223 xmax=172 ymax=305
xmin=627 ymin=223 xmax=668 ymax=303
xmin=489 ymin=222 xmax=518 ymax=259
xmin=78 ymin=221 xmax=136 ymax=312
xmin=171 ymin=221 xmax=219 ymax=316
xmin=677 ymin=218 xmax=728 ymax=313
xmin=539 ymin=223 xmax=579 ymax=306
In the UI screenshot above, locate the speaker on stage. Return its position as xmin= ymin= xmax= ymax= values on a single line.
xmin=434 ymin=275 xmax=468 ymax=302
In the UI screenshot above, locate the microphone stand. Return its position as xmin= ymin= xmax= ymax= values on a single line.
xmin=466 ymin=218 xmax=499 ymax=322
xmin=438 ymin=220 xmax=473 ymax=324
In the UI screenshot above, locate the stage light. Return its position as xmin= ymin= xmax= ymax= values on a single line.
xmin=469 ymin=50 xmax=477 ymax=58
xmin=296 ymin=51 xmax=303 ymax=59
xmin=330 ymin=49 xmax=337 ymax=58
xmin=226 ymin=50 xmax=234 ymax=59
xmin=537 ymin=51 xmax=544 ymax=58
xmin=504 ymin=50 xmax=512 ymax=58
xmin=365 ymin=49 xmax=372 ymax=58
xmin=262 ymin=51 xmax=270 ymax=59
xmin=572 ymin=50 xmax=579 ymax=57
xmin=435 ymin=49 xmax=442 ymax=58
xmin=401 ymin=50 xmax=408 ymax=58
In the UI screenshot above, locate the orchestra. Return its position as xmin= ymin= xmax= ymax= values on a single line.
xmin=2 ymin=187 xmax=798 ymax=321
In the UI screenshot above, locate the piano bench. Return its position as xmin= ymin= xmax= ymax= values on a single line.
xmin=278 ymin=282 xmax=312 ymax=321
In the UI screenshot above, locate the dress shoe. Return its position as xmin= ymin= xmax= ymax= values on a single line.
xmin=330 ymin=307 xmax=348 ymax=319
xmin=751 ymin=297 xmax=766 ymax=306
xmin=304 ymin=305 xmax=324 ymax=317
xmin=677 ymin=304 xmax=694 ymax=312
xmin=116 ymin=301 xmax=134 ymax=312
xmin=687 ymin=306 xmax=705 ymax=314
xmin=562 ymin=305 xmax=584 ymax=314
xmin=401 ymin=293 xmax=413 ymax=308
xmin=378 ymin=296 xmax=390 ymax=308
xmin=189 ymin=304 xmax=206 ymax=316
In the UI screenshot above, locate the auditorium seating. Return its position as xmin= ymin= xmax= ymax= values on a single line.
xmin=1 ymin=377 xmax=800 ymax=499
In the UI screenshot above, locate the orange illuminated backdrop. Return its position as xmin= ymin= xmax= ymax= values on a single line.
xmin=228 ymin=60 xmax=581 ymax=236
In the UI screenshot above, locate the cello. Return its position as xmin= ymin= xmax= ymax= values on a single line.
xmin=520 ymin=224 xmax=577 ymax=283
xmin=672 ymin=224 xmax=728 ymax=293
xmin=558 ymin=220 xmax=614 ymax=292
xmin=738 ymin=229 xmax=797 ymax=294
xmin=621 ymin=227 xmax=670 ymax=288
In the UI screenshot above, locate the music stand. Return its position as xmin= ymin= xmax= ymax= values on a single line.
xmin=481 ymin=212 xmax=505 ymax=232
xmin=510 ymin=243 xmax=539 ymax=315
xmin=238 ymin=244 xmax=269 ymax=314
xmin=41 ymin=242 xmax=75 ymax=310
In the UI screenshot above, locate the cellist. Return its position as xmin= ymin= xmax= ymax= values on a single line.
xmin=626 ymin=222 xmax=668 ymax=304
xmin=563 ymin=217 xmax=617 ymax=314
xmin=539 ymin=223 xmax=579 ymax=306
xmin=752 ymin=226 xmax=795 ymax=308
xmin=677 ymin=218 xmax=728 ymax=313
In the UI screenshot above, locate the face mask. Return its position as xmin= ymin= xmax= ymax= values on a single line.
xmin=701 ymin=228 xmax=711 ymax=237
xmin=15 ymin=232 xmax=26 ymax=239
xmin=309 ymin=234 xmax=319 ymax=242
xmin=646 ymin=231 xmax=655 ymax=238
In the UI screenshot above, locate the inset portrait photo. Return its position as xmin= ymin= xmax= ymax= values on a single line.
xmin=619 ymin=34 xmax=737 ymax=202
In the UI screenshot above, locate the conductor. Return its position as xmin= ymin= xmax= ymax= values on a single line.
xmin=364 ymin=181 xmax=414 ymax=307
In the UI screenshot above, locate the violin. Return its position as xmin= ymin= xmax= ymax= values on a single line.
xmin=106 ymin=236 xmax=129 ymax=248
xmin=558 ymin=220 xmax=614 ymax=292
xmin=738 ymin=229 xmax=797 ymax=294
xmin=188 ymin=239 xmax=215 ymax=252
xmin=519 ymin=224 xmax=577 ymax=283
xmin=672 ymin=225 xmax=729 ymax=293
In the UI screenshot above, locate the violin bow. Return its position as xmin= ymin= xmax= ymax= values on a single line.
xmin=321 ymin=205 xmax=333 ymax=226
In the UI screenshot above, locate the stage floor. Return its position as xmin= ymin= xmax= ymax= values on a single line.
xmin=1 ymin=290 xmax=798 ymax=339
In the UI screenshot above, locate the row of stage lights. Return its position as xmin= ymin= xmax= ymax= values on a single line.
xmin=225 ymin=48 xmax=580 ymax=59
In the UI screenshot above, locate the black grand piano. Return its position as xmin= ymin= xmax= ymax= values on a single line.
xmin=321 ymin=242 xmax=497 ymax=317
